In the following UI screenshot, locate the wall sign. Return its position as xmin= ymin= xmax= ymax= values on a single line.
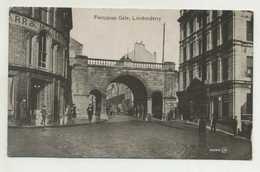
xmin=9 ymin=12 xmax=66 ymax=45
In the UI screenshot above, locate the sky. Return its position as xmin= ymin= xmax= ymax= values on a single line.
xmin=71 ymin=8 xmax=180 ymax=65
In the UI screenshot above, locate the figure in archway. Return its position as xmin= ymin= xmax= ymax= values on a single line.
xmin=87 ymin=104 xmax=93 ymax=123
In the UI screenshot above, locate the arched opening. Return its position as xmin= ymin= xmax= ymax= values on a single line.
xmin=152 ymin=91 xmax=163 ymax=119
xmin=89 ymin=89 xmax=102 ymax=119
xmin=106 ymin=74 xmax=147 ymax=119
xmin=106 ymin=83 xmax=134 ymax=116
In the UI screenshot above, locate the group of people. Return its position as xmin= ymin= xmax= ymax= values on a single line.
xmin=134 ymin=105 xmax=152 ymax=121
xmin=64 ymin=104 xmax=77 ymax=125
xmin=210 ymin=115 xmax=238 ymax=136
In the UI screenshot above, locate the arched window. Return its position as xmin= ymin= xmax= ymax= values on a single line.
xmin=38 ymin=31 xmax=47 ymax=68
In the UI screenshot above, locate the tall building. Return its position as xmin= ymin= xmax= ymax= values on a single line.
xmin=8 ymin=7 xmax=73 ymax=125
xmin=69 ymin=38 xmax=83 ymax=65
xmin=69 ymin=38 xmax=84 ymax=117
xmin=177 ymin=10 xmax=253 ymax=131
xmin=123 ymin=41 xmax=157 ymax=62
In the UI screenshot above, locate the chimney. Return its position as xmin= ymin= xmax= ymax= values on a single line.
xmin=153 ymin=51 xmax=157 ymax=58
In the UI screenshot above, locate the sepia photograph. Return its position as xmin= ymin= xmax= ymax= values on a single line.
xmin=7 ymin=7 xmax=253 ymax=160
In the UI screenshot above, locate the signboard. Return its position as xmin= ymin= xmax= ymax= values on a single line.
xmin=9 ymin=12 xmax=66 ymax=45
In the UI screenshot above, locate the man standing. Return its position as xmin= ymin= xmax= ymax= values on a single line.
xmin=19 ymin=98 xmax=27 ymax=125
xmin=87 ymin=104 xmax=93 ymax=123
xmin=232 ymin=116 xmax=238 ymax=136
xmin=211 ymin=115 xmax=217 ymax=133
xmin=40 ymin=105 xmax=47 ymax=126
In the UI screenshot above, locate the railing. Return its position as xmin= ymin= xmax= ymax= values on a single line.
xmin=87 ymin=58 xmax=174 ymax=71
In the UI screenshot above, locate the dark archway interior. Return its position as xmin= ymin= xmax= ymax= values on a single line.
xmin=152 ymin=91 xmax=163 ymax=119
xmin=110 ymin=75 xmax=148 ymax=113
xmin=89 ymin=89 xmax=102 ymax=115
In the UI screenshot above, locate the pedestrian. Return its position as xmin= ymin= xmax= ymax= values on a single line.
xmin=232 ymin=116 xmax=238 ymax=136
xmin=65 ymin=105 xmax=72 ymax=124
xmin=19 ymin=98 xmax=27 ymax=125
xmin=87 ymin=104 xmax=93 ymax=123
xmin=71 ymin=104 xmax=77 ymax=124
xmin=40 ymin=105 xmax=47 ymax=126
xmin=168 ymin=109 xmax=173 ymax=121
xmin=136 ymin=105 xmax=140 ymax=120
xmin=72 ymin=104 xmax=77 ymax=118
xmin=211 ymin=115 xmax=217 ymax=133
xmin=140 ymin=105 xmax=145 ymax=120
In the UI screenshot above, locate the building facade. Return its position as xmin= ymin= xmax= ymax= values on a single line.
xmin=123 ymin=41 xmax=157 ymax=63
xmin=177 ymin=10 xmax=253 ymax=130
xmin=8 ymin=7 xmax=73 ymax=125
xmin=106 ymin=83 xmax=134 ymax=114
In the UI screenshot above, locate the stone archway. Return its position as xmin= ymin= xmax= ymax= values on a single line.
xmin=107 ymin=74 xmax=148 ymax=117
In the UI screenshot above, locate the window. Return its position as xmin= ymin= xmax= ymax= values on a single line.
xmin=190 ymin=42 xmax=193 ymax=58
xmin=212 ymin=27 xmax=218 ymax=48
xmin=246 ymin=20 xmax=253 ymax=41
xmin=247 ymin=56 xmax=253 ymax=77
xmin=212 ymin=60 xmax=218 ymax=82
xmin=246 ymin=93 xmax=252 ymax=114
xmin=190 ymin=20 xmax=194 ymax=34
xmin=193 ymin=18 xmax=196 ymax=32
xmin=206 ymin=32 xmax=211 ymax=51
xmin=38 ymin=31 xmax=47 ymax=68
xmin=206 ymin=11 xmax=211 ymax=23
xmin=198 ymin=64 xmax=202 ymax=78
xmin=189 ymin=68 xmax=193 ymax=81
xmin=183 ymin=23 xmax=187 ymax=38
xmin=183 ymin=71 xmax=186 ymax=89
xmin=222 ymin=58 xmax=229 ymax=80
xmin=198 ymin=16 xmax=202 ymax=29
xmin=217 ymin=25 xmax=221 ymax=45
xmin=198 ymin=39 xmax=202 ymax=55
xmin=183 ymin=46 xmax=187 ymax=61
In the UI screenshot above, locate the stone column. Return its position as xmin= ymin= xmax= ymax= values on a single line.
xmin=147 ymin=97 xmax=152 ymax=116
xmin=100 ymin=95 xmax=108 ymax=120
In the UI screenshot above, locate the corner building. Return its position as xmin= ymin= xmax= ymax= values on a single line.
xmin=8 ymin=7 xmax=73 ymax=125
xmin=177 ymin=10 xmax=253 ymax=130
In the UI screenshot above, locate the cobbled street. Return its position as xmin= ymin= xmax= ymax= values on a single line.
xmin=8 ymin=115 xmax=251 ymax=159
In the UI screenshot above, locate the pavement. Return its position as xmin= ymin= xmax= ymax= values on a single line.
xmin=8 ymin=114 xmax=251 ymax=159
xmin=9 ymin=114 xmax=250 ymax=141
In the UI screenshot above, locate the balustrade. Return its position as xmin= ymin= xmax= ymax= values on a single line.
xmin=87 ymin=58 xmax=171 ymax=71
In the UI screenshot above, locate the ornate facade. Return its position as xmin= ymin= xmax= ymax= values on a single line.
xmin=177 ymin=10 xmax=253 ymax=131
xmin=8 ymin=7 xmax=73 ymax=125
